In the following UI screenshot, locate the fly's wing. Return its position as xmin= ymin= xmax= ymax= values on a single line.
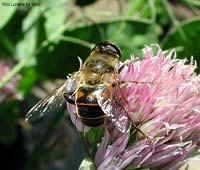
xmin=25 ymin=83 xmax=66 ymax=122
xmin=26 ymin=71 xmax=80 ymax=122
xmin=96 ymin=85 xmax=131 ymax=133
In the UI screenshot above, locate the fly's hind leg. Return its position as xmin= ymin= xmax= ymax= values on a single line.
xmin=116 ymin=80 xmax=152 ymax=140
xmin=114 ymin=95 xmax=151 ymax=140
xmin=131 ymin=121 xmax=151 ymax=140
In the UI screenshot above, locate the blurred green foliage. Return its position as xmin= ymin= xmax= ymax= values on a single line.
xmin=0 ymin=0 xmax=200 ymax=169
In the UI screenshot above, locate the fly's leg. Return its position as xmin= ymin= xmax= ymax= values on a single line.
xmin=119 ymin=80 xmax=153 ymax=87
xmin=118 ymin=59 xmax=153 ymax=85
xmin=118 ymin=81 xmax=152 ymax=140
xmin=118 ymin=58 xmax=147 ymax=73
xmin=113 ymin=93 xmax=151 ymax=140
xmin=116 ymin=59 xmax=152 ymax=139
xmin=118 ymin=59 xmax=136 ymax=73
xmin=131 ymin=121 xmax=151 ymax=140
xmin=112 ymin=76 xmax=152 ymax=139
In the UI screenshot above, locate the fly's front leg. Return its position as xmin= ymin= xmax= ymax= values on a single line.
xmin=119 ymin=80 xmax=153 ymax=87
xmin=112 ymin=77 xmax=152 ymax=139
xmin=118 ymin=59 xmax=135 ymax=73
xmin=118 ymin=58 xmax=145 ymax=73
xmin=118 ymin=59 xmax=153 ymax=85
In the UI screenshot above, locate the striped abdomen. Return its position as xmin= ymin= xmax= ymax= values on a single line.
xmin=76 ymin=85 xmax=109 ymax=127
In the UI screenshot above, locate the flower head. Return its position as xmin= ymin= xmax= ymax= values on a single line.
xmin=67 ymin=45 xmax=200 ymax=170
xmin=0 ymin=60 xmax=20 ymax=103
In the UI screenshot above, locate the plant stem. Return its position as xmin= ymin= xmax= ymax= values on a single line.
xmin=0 ymin=44 xmax=44 ymax=90
xmin=162 ymin=0 xmax=187 ymax=41
xmin=0 ymin=34 xmax=93 ymax=90
xmin=148 ymin=0 xmax=156 ymax=23
xmin=81 ymin=132 xmax=92 ymax=158
xmin=58 ymin=35 xmax=94 ymax=49
xmin=0 ymin=55 xmax=31 ymax=89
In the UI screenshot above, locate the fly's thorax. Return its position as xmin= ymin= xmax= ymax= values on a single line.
xmin=82 ymin=71 xmax=101 ymax=84
xmin=83 ymin=52 xmax=119 ymax=74
xmin=82 ymin=52 xmax=119 ymax=84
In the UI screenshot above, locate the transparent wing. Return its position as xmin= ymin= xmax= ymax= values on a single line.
xmin=96 ymin=85 xmax=131 ymax=133
xmin=25 ymin=83 xmax=66 ymax=122
xmin=26 ymin=71 xmax=80 ymax=122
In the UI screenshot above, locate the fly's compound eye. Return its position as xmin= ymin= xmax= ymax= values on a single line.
xmin=92 ymin=42 xmax=122 ymax=59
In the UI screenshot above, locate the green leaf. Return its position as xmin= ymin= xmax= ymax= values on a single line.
xmin=16 ymin=7 xmax=41 ymax=65
xmin=36 ymin=42 xmax=86 ymax=78
xmin=78 ymin=158 xmax=96 ymax=170
xmin=0 ymin=0 xmax=20 ymax=29
xmin=44 ymin=4 xmax=67 ymax=41
xmin=65 ymin=19 xmax=158 ymax=59
xmin=18 ymin=67 xmax=38 ymax=95
xmin=162 ymin=18 xmax=200 ymax=72
xmin=22 ymin=7 xmax=41 ymax=32
xmin=105 ymin=21 xmax=158 ymax=58
xmin=127 ymin=0 xmax=146 ymax=16
xmin=36 ymin=19 xmax=158 ymax=79
xmin=16 ymin=28 xmax=37 ymax=64
xmin=0 ymin=31 xmax=15 ymax=56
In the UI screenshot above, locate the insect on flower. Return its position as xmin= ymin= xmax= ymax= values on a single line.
xmin=26 ymin=42 xmax=146 ymax=134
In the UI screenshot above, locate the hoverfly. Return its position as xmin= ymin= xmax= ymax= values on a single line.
xmin=26 ymin=42 xmax=131 ymax=133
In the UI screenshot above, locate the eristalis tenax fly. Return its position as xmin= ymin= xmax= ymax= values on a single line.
xmin=26 ymin=42 xmax=133 ymax=133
